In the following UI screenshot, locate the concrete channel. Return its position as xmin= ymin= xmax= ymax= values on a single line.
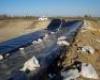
xmin=0 ymin=19 xmax=83 ymax=80
xmin=30 ymin=20 xmax=83 ymax=80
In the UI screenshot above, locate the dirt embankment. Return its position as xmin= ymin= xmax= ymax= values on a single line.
xmin=0 ymin=19 xmax=50 ymax=42
xmin=63 ymin=20 xmax=100 ymax=80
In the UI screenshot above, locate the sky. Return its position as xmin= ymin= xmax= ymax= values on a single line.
xmin=0 ymin=0 xmax=100 ymax=17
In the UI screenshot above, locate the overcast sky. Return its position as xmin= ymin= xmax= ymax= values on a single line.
xmin=0 ymin=0 xmax=100 ymax=17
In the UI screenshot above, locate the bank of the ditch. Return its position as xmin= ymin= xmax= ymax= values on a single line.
xmin=62 ymin=20 xmax=100 ymax=80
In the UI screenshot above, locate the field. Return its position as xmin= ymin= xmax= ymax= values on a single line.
xmin=0 ymin=19 xmax=50 ymax=42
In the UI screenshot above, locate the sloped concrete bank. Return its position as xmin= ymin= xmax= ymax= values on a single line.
xmin=0 ymin=19 xmax=83 ymax=80
xmin=29 ymin=20 xmax=83 ymax=80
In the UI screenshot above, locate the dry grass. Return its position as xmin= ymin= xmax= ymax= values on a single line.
xmin=0 ymin=19 xmax=50 ymax=42
xmin=63 ymin=20 xmax=100 ymax=80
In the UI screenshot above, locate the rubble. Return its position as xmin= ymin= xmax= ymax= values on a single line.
xmin=80 ymin=63 xmax=99 ymax=79
xmin=20 ymin=56 xmax=40 ymax=72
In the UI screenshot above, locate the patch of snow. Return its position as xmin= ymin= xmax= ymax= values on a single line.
xmin=79 ymin=46 xmax=95 ymax=54
xmin=19 ymin=47 xmax=26 ymax=56
xmin=43 ymin=34 xmax=49 ymax=40
xmin=57 ymin=36 xmax=70 ymax=46
xmin=32 ymin=38 xmax=43 ymax=45
xmin=0 ymin=55 xmax=3 ymax=60
xmin=80 ymin=63 xmax=99 ymax=79
xmin=57 ymin=40 xmax=70 ymax=46
xmin=21 ymin=56 xmax=40 ymax=72
xmin=32 ymin=40 xmax=38 ymax=44
xmin=50 ymin=32 xmax=55 ymax=34
xmin=19 ymin=47 xmax=24 ymax=50
xmin=38 ymin=38 xmax=43 ymax=43
xmin=58 ymin=36 xmax=66 ymax=41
